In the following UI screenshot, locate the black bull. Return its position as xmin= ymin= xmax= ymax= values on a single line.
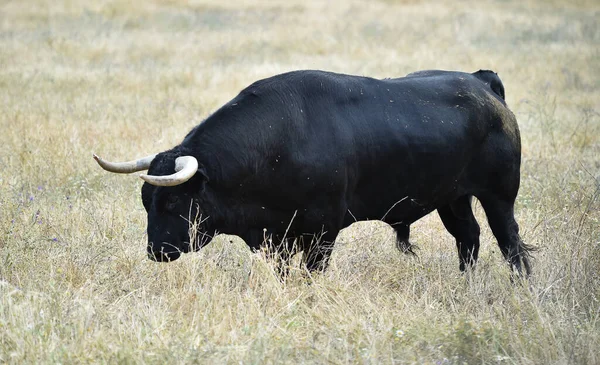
xmin=94 ymin=69 xmax=532 ymax=276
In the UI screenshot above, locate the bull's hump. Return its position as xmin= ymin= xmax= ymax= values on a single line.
xmin=242 ymin=70 xmax=376 ymax=97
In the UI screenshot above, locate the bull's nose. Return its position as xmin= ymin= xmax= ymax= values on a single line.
xmin=147 ymin=244 xmax=181 ymax=262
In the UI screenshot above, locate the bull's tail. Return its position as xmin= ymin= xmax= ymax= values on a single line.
xmin=472 ymin=70 xmax=505 ymax=101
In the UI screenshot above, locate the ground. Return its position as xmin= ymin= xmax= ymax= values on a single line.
xmin=1 ymin=0 xmax=599 ymax=363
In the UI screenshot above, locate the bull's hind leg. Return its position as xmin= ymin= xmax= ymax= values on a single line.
xmin=437 ymin=195 xmax=481 ymax=271
xmin=394 ymin=224 xmax=418 ymax=255
xmin=479 ymin=196 xmax=531 ymax=276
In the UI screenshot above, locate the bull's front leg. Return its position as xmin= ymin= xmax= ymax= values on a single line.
xmin=242 ymin=229 xmax=297 ymax=277
xmin=302 ymin=230 xmax=339 ymax=272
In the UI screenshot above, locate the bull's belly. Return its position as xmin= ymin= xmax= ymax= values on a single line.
xmin=344 ymin=182 xmax=464 ymax=228
xmin=344 ymin=200 xmax=436 ymax=227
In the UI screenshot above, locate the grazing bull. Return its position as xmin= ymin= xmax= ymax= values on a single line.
xmin=94 ymin=69 xmax=531 ymax=275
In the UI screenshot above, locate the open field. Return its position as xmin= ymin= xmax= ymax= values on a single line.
xmin=1 ymin=0 xmax=599 ymax=363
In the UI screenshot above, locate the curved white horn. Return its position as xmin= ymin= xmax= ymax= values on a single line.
xmin=93 ymin=153 xmax=157 ymax=173
xmin=139 ymin=156 xmax=198 ymax=187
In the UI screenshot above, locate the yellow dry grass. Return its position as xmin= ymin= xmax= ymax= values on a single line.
xmin=1 ymin=0 xmax=599 ymax=363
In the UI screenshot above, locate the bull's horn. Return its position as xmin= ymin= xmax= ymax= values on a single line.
xmin=140 ymin=156 xmax=198 ymax=186
xmin=93 ymin=153 xmax=157 ymax=173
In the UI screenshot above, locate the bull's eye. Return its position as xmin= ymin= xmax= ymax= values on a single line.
xmin=165 ymin=195 xmax=180 ymax=210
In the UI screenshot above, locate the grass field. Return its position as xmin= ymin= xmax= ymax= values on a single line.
xmin=1 ymin=0 xmax=599 ymax=363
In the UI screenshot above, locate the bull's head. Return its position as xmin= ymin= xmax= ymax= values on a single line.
xmin=93 ymin=152 xmax=211 ymax=262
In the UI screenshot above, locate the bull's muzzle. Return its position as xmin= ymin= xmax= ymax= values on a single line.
xmin=147 ymin=243 xmax=181 ymax=262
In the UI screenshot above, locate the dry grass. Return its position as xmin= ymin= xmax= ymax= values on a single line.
xmin=1 ymin=0 xmax=599 ymax=363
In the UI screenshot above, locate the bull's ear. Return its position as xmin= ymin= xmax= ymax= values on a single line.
xmin=198 ymin=166 xmax=209 ymax=182
xmin=191 ymin=165 xmax=209 ymax=194
xmin=197 ymin=165 xmax=209 ymax=189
